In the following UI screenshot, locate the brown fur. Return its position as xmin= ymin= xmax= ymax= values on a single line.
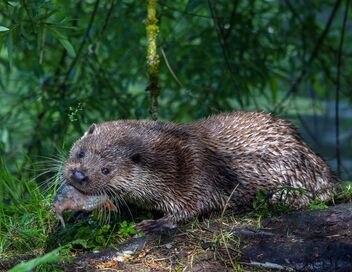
xmin=62 ymin=112 xmax=338 ymax=230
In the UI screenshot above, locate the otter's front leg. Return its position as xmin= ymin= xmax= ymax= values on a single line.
xmin=135 ymin=216 xmax=177 ymax=233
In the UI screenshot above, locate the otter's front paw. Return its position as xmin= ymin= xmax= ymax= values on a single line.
xmin=135 ymin=218 xmax=176 ymax=234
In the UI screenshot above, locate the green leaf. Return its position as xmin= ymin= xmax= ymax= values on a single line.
xmin=59 ymin=39 xmax=76 ymax=57
xmin=312 ymin=76 xmax=324 ymax=97
xmin=0 ymin=35 xmax=4 ymax=50
xmin=8 ymin=247 xmax=62 ymax=272
xmin=48 ymin=27 xmax=66 ymax=40
xmin=49 ymin=27 xmax=76 ymax=57
xmin=70 ymin=238 xmax=88 ymax=248
xmin=7 ymin=31 xmax=13 ymax=69
xmin=0 ymin=26 xmax=9 ymax=32
xmin=269 ymin=76 xmax=278 ymax=104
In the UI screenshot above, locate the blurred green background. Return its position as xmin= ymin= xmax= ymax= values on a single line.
xmin=0 ymin=0 xmax=351 ymax=178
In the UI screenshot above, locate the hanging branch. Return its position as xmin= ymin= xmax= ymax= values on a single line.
xmin=145 ymin=0 xmax=160 ymax=120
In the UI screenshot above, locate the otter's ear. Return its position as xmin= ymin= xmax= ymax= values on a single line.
xmin=87 ymin=123 xmax=97 ymax=134
xmin=82 ymin=123 xmax=97 ymax=138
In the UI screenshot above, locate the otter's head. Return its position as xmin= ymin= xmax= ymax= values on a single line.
xmin=62 ymin=122 xmax=144 ymax=196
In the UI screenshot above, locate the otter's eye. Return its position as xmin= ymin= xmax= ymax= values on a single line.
xmin=131 ymin=153 xmax=141 ymax=163
xmin=77 ymin=151 xmax=85 ymax=158
xmin=101 ymin=168 xmax=110 ymax=175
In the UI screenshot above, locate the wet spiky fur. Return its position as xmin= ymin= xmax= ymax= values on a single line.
xmin=63 ymin=111 xmax=338 ymax=229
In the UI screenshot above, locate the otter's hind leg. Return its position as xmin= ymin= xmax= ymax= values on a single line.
xmin=135 ymin=216 xmax=177 ymax=234
xmin=135 ymin=208 xmax=200 ymax=233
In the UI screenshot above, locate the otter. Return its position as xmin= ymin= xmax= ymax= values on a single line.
xmin=59 ymin=111 xmax=338 ymax=232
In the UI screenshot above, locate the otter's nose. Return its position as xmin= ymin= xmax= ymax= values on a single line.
xmin=71 ymin=170 xmax=88 ymax=185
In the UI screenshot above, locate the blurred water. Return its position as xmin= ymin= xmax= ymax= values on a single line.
xmin=292 ymin=101 xmax=352 ymax=180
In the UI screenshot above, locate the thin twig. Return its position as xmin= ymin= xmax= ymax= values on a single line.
xmin=274 ymin=0 xmax=342 ymax=113
xmin=100 ymin=0 xmax=116 ymax=36
xmin=160 ymin=47 xmax=220 ymax=113
xmin=39 ymin=25 xmax=46 ymax=64
xmin=63 ymin=0 xmax=101 ymax=83
xmin=22 ymin=0 xmax=36 ymax=32
xmin=160 ymin=47 xmax=184 ymax=89
xmin=162 ymin=3 xmax=220 ymax=20
xmin=207 ymin=0 xmax=244 ymax=108
xmin=219 ymin=184 xmax=239 ymax=271
xmin=223 ymin=0 xmax=239 ymax=41
xmin=284 ymin=0 xmax=303 ymax=23
xmin=239 ymin=261 xmax=295 ymax=271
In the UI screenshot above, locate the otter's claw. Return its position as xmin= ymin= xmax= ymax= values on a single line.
xmin=135 ymin=218 xmax=176 ymax=234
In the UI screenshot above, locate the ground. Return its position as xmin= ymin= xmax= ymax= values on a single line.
xmin=55 ymin=203 xmax=352 ymax=271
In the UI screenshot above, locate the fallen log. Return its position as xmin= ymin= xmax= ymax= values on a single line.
xmin=58 ymin=203 xmax=352 ymax=271
xmin=236 ymin=203 xmax=352 ymax=271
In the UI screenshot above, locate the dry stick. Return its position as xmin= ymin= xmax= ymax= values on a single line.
xmin=39 ymin=26 xmax=46 ymax=64
xmin=273 ymin=0 xmax=342 ymax=113
xmin=220 ymin=184 xmax=239 ymax=270
xmin=145 ymin=0 xmax=160 ymax=121
xmin=161 ymin=47 xmax=221 ymax=114
xmin=160 ymin=47 xmax=184 ymax=89
xmin=335 ymin=0 xmax=350 ymax=177
xmin=239 ymin=261 xmax=294 ymax=271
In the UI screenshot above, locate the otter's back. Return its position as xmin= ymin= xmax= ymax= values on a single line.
xmin=193 ymin=111 xmax=337 ymax=206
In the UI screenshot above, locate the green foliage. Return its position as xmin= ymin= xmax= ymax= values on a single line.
xmin=252 ymin=187 xmax=305 ymax=219
xmin=59 ymin=222 xmax=115 ymax=250
xmin=0 ymin=26 xmax=9 ymax=32
xmin=0 ymin=0 xmax=351 ymax=173
xmin=0 ymin=157 xmax=67 ymax=269
xmin=0 ymin=156 xmax=135 ymax=269
xmin=45 ymin=212 xmax=135 ymax=252
xmin=8 ymin=247 xmax=63 ymax=272
xmin=118 ymin=220 xmax=137 ymax=237
xmin=308 ymin=202 xmax=329 ymax=211
xmin=0 ymin=158 xmax=56 ymax=256
xmin=252 ymin=189 xmax=285 ymax=218
xmin=336 ymin=181 xmax=352 ymax=202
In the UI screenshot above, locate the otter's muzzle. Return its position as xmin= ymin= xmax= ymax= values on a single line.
xmin=71 ymin=170 xmax=88 ymax=185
